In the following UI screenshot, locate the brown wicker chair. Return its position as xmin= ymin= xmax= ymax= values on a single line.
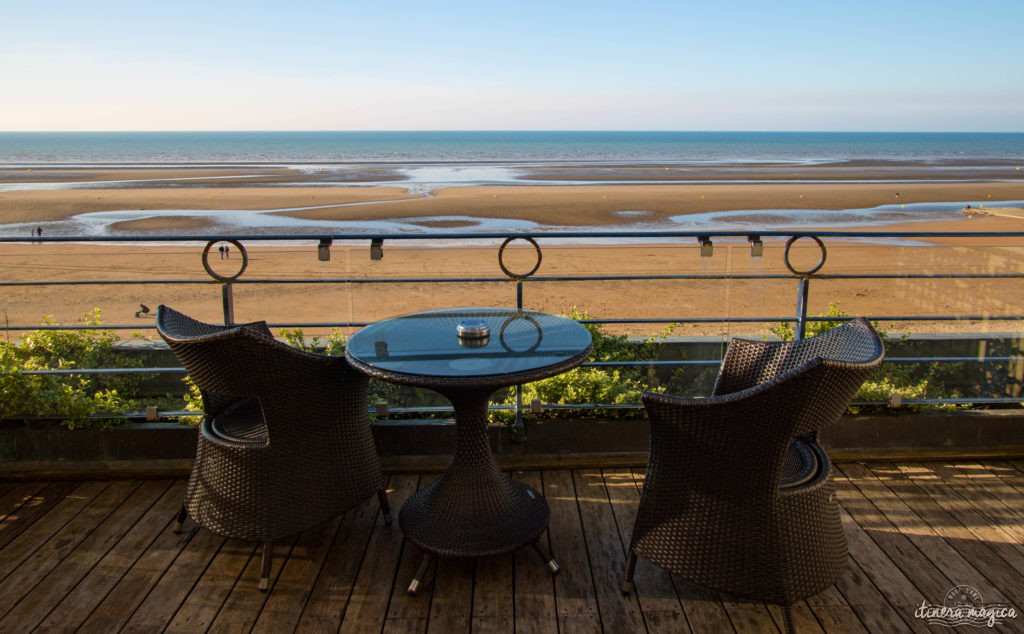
xmin=621 ymin=317 xmax=884 ymax=630
xmin=157 ymin=305 xmax=389 ymax=590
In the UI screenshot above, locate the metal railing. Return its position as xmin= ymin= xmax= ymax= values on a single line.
xmin=4 ymin=229 xmax=1024 ymax=429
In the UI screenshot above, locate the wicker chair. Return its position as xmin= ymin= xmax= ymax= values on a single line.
xmin=621 ymin=317 xmax=884 ymax=630
xmin=157 ymin=305 xmax=390 ymax=590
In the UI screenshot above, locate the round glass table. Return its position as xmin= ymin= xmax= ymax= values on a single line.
xmin=346 ymin=307 xmax=593 ymax=594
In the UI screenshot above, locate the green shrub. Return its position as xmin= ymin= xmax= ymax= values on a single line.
xmin=496 ymin=309 xmax=676 ymax=422
xmin=0 ymin=310 xmax=149 ymax=428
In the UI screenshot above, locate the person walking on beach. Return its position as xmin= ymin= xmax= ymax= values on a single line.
xmin=219 ymin=245 xmax=226 ymax=259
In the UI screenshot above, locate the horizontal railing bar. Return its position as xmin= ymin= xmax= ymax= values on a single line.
xmin=19 ymin=367 xmax=185 ymax=376
xmin=7 ymin=272 xmax=1024 ymax=288
xmin=6 ymin=229 xmax=1024 ymax=243
xmin=47 ymin=394 xmax=1024 ymax=422
xmin=12 ymin=353 xmax=1024 ymax=377
xmin=6 ymin=313 xmax=1024 ymax=332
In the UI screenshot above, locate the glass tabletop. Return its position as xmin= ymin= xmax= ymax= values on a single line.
xmin=346 ymin=307 xmax=593 ymax=379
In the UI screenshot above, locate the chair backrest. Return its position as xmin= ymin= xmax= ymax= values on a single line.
xmin=156 ymin=305 xmax=368 ymax=443
xmin=642 ymin=318 xmax=884 ymax=495
xmin=713 ymin=317 xmax=884 ymax=398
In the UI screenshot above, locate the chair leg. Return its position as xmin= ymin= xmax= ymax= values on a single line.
xmin=407 ymin=552 xmax=432 ymax=596
xmin=782 ymin=604 xmax=795 ymax=634
xmin=621 ymin=551 xmax=637 ymax=594
xmin=377 ymin=489 xmax=392 ymax=526
xmin=259 ymin=541 xmax=273 ymax=591
xmin=530 ymin=541 xmax=560 ymax=574
xmin=173 ymin=504 xmax=187 ymax=533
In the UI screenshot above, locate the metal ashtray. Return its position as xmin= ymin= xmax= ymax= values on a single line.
xmin=457 ymin=319 xmax=490 ymax=344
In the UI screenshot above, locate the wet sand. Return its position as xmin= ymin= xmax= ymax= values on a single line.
xmin=2 ymin=181 xmax=1023 ymax=231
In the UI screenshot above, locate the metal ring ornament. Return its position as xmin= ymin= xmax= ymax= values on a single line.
xmin=498 ymin=237 xmax=542 ymax=280
xmin=783 ymin=235 xmax=827 ymax=277
xmin=202 ymin=239 xmax=249 ymax=282
xmin=499 ymin=313 xmax=543 ymax=353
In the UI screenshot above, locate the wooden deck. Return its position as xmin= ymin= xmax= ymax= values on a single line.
xmin=1 ymin=461 xmax=1023 ymax=632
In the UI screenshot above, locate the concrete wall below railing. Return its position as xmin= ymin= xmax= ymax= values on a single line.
xmin=2 ymin=409 xmax=1023 ymax=479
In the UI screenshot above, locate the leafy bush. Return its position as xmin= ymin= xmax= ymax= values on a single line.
xmin=496 ymin=309 xmax=677 ymax=422
xmin=0 ymin=310 xmax=148 ymax=428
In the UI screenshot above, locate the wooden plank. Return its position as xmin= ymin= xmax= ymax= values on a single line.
xmin=801 ymin=587 xmax=868 ymax=634
xmin=0 ymin=479 xmax=137 ymax=618
xmin=296 ymin=484 xmax=389 ymax=633
xmin=938 ymin=461 xmax=1024 ymax=536
xmin=384 ymin=474 xmax=438 ymax=634
xmin=0 ymin=480 xmax=45 ymax=521
xmin=470 ymin=554 xmax=514 ymax=633
xmin=836 ymin=504 xmax=930 ymax=632
xmin=0 ymin=480 xmax=109 ymax=577
xmin=118 ymin=528 xmax=226 ymax=632
xmin=603 ymin=468 xmax=689 ymax=634
xmin=864 ymin=462 xmax=1024 ymax=618
xmin=832 ymin=555 xmax=925 ymax=633
xmin=986 ymin=460 xmax=1024 ymax=497
xmin=545 ymin=468 xmax=601 ymax=632
xmin=840 ymin=463 xmax=1021 ymax=611
xmin=37 ymin=481 xmax=186 ymax=631
xmin=573 ymin=468 xmax=647 ymax=632
xmin=0 ymin=479 xmax=170 ymax=630
xmin=832 ymin=467 xmax=955 ymax=602
xmin=426 ymin=557 xmax=474 ymax=633
xmin=250 ymin=517 xmax=343 ymax=633
xmin=337 ymin=473 xmax=419 ymax=634
xmin=78 ymin=488 xmax=197 ymax=632
xmin=0 ymin=480 xmax=78 ymax=551
xmin=896 ymin=463 xmax=1024 ymax=573
xmin=718 ymin=593 xmax=784 ymax=634
xmin=164 ymin=537 xmax=258 ymax=632
xmin=207 ymin=534 xmax=300 ymax=633
xmin=510 ymin=470 xmax=554 ymax=634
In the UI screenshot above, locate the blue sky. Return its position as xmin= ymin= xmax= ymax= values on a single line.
xmin=2 ymin=1 xmax=1022 ymax=131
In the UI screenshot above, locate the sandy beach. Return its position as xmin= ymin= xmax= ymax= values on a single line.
xmin=2 ymin=165 xmax=1024 ymax=338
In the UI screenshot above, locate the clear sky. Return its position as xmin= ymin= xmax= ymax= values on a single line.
xmin=2 ymin=0 xmax=1022 ymax=131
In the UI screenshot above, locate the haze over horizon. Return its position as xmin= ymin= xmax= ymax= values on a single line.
xmin=2 ymin=1 xmax=1022 ymax=132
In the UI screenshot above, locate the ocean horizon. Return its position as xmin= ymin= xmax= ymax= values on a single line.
xmin=2 ymin=131 xmax=1023 ymax=166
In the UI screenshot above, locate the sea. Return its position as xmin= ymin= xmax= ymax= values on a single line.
xmin=2 ymin=131 xmax=1023 ymax=165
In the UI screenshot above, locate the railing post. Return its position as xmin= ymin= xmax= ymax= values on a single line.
xmin=783 ymin=236 xmax=827 ymax=340
xmin=795 ymin=277 xmax=810 ymax=340
xmin=221 ymin=283 xmax=235 ymax=325
xmin=497 ymin=237 xmax=543 ymax=442
xmin=202 ymin=239 xmax=248 ymax=326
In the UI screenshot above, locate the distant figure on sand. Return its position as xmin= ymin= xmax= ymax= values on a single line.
xmin=219 ymin=245 xmax=226 ymax=259
xmin=134 ymin=304 xmax=151 ymax=318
